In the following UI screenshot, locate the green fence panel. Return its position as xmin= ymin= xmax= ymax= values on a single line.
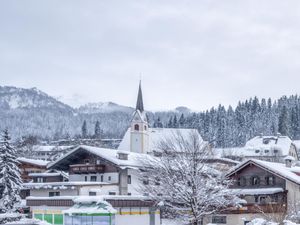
xmin=44 ymin=214 xmax=53 ymax=224
xmin=54 ymin=214 xmax=64 ymax=225
xmin=34 ymin=214 xmax=43 ymax=221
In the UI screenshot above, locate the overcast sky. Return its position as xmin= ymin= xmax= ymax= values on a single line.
xmin=1 ymin=1 xmax=300 ymax=111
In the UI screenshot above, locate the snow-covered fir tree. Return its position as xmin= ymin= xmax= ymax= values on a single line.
xmin=139 ymin=131 xmax=240 ymax=225
xmin=81 ymin=120 xmax=88 ymax=138
xmin=0 ymin=129 xmax=22 ymax=213
xmin=94 ymin=120 xmax=101 ymax=138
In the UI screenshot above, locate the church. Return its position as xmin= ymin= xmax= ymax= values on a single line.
xmin=118 ymin=81 xmax=205 ymax=154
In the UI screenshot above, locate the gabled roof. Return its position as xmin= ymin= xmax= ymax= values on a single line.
xmin=18 ymin=157 xmax=49 ymax=167
xmin=48 ymin=145 xmax=150 ymax=170
xmin=226 ymin=159 xmax=300 ymax=185
xmin=29 ymin=169 xmax=69 ymax=179
xmin=245 ymin=135 xmax=294 ymax=156
xmin=118 ymin=128 xmax=204 ymax=153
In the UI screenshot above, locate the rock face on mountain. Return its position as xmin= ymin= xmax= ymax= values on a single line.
xmin=0 ymin=86 xmax=133 ymax=140
xmin=0 ymin=86 xmax=73 ymax=112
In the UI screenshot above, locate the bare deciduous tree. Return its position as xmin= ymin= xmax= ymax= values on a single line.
xmin=139 ymin=130 xmax=240 ymax=225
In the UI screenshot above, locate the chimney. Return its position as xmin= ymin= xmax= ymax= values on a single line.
xmin=117 ymin=152 xmax=129 ymax=160
xmin=284 ymin=156 xmax=295 ymax=168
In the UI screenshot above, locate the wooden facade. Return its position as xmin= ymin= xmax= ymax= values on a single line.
xmin=19 ymin=162 xmax=47 ymax=183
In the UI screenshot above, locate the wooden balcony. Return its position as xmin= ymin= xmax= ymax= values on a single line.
xmin=69 ymin=164 xmax=105 ymax=174
xmin=221 ymin=203 xmax=287 ymax=214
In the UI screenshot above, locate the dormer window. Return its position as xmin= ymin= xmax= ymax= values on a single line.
xmin=265 ymin=176 xmax=275 ymax=185
xmin=237 ymin=177 xmax=246 ymax=186
xmin=251 ymin=176 xmax=260 ymax=186
xmin=263 ymin=139 xmax=270 ymax=144
xmin=134 ymin=124 xmax=139 ymax=131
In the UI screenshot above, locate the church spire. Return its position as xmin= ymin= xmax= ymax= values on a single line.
xmin=136 ymin=81 xmax=144 ymax=112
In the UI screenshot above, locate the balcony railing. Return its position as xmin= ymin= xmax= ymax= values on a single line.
xmin=221 ymin=203 xmax=287 ymax=214
xmin=69 ymin=164 xmax=105 ymax=174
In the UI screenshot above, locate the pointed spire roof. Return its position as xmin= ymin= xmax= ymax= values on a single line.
xmin=136 ymin=81 xmax=144 ymax=112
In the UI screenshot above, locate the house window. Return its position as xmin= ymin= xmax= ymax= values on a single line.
xmin=89 ymin=192 xmax=96 ymax=196
xmin=49 ymin=192 xmax=60 ymax=197
xmin=84 ymin=159 xmax=90 ymax=164
xmin=143 ymin=177 xmax=149 ymax=185
xmin=90 ymin=176 xmax=97 ymax=182
xmin=134 ymin=124 xmax=139 ymax=131
xmin=212 ymin=216 xmax=227 ymax=224
xmin=272 ymin=194 xmax=279 ymax=202
xmin=128 ymin=193 xmax=131 ymax=196
xmin=255 ymin=150 xmax=260 ymax=154
xmin=108 ymin=176 xmax=111 ymax=181
xmin=128 ymin=175 xmax=131 ymax=184
xmin=144 ymin=126 xmax=147 ymax=130
xmin=265 ymin=176 xmax=275 ymax=185
xmin=260 ymin=196 xmax=266 ymax=204
xmin=85 ymin=176 xmax=88 ymax=181
xmin=251 ymin=176 xmax=260 ymax=186
xmin=274 ymin=149 xmax=278 ymax=154
xmin=265 ymin=150 xmax=269 ymax=153
xmin=109 ymin=192 xmax=116 ymax=195
xmin=155 ymin=178 xmax=160 ymax=186
xmin=100 ymin=175 xmax=103 ymax=182
xmin=35 ymin=177 xmax=45 ymax=183
xmin=237 ymin=177 xmax=246 ymax=186
xmin=254 ymin=196 xmax=259 ymax=203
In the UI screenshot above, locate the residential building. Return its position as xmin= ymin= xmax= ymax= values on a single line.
xmin=204 ymin=158 xmax=300 ymax=225
xmin=215 ymin=135 xmax=299 ymax=162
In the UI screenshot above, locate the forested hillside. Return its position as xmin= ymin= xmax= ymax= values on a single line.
xmin=164 ymin=95 xmax=300 ymax=148
xmin=0 ymin=86 xmax=299 ymax=148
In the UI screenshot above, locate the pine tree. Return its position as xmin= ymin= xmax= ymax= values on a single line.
xmin=179 ymin=113 xmax=185 ymax=128
xmin=94 ymin=121 xmax=101 ymax=139
xmin=81 ymin=120 xmax=88 ymax=138
xmin=0 ymin=129 xmax=22 ymax=213
xmin=167 ymin=117 xmax=173 ymax=128
xmin=173 ymin=115 xmax=178 ymax=128
xmin=278 ymin=106 xmax=289 ymax=136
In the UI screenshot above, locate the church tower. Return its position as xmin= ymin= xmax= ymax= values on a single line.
xmin=130 ymin=81 xmax=149 ymax=153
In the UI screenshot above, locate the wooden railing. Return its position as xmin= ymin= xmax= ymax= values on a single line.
xmin=221 ymin=203 xmax=287 ymax=214
xmin=69 ymin=164 xmax=105 ymax=174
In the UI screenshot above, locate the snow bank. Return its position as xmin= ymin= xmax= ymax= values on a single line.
xmin=9 ymin=218 xmax=51 ymax=225
xmin=247 ymin=218 xmax=299 ymax=225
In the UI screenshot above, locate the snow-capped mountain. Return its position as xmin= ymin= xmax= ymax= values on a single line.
xmin=77 ymin=102 xmax=134 ymax=114
xmin=0 ymin=86 xmax=73 ymax=112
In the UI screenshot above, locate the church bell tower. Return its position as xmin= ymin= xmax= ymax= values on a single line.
xmin=130 ymin=81 xmax=149 ymax=153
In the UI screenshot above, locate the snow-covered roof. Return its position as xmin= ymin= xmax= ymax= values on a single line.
xmin=24 ymin=181 xmax=114 ymax=189
xmin=18 ymin=157 xmax=49 ymax=167
xmin=48 ymin=145 xmax=151 ymax=170
xmin=33 ymin=145 xmax=73 ymax=152
xmin=118 ymin=128 xmax=204 ymax=152
xmin=245 ymin=136 xmax=293 ymax=156
xmin=293 ymin=140 xmax=300 ymax=150
xmin=227 ymin=159 xmax=300 ymax=185
xmin=26 ymin=195 xmax=151 ymax=201
xmin=63 ymin=198 xmax=116 ymax=215
xmin=29 ymin=172 xmax=62 ymax=177
xmin=231 ymin=187 xmax=284 ymax=195
xmin=214 ymin=136 xmax=295 ymax=158
xmin=28 ymin=170 xmax=69 ymax=179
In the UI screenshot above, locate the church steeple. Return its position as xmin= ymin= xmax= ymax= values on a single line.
xmin=136 ymin=81 xmax=144 ymax=112
xmin=130 ymin=81 xmax=149 ymax=154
